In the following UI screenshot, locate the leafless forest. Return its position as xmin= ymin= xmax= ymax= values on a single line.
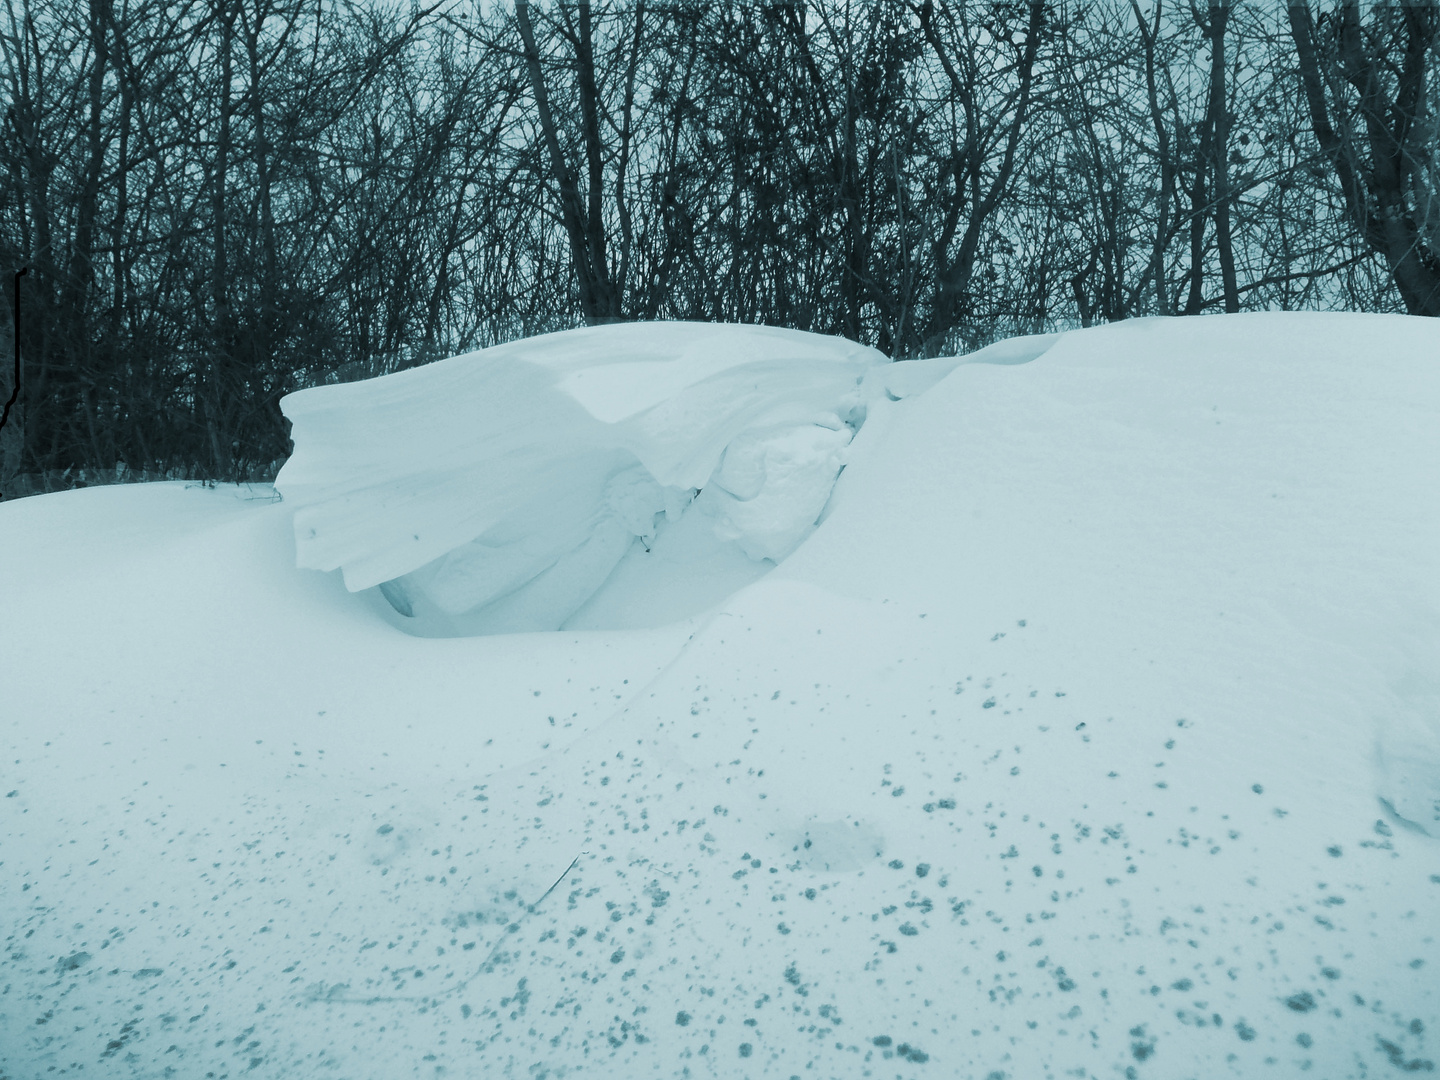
xmin=1 ymin=1 xmax=1436 ymax=490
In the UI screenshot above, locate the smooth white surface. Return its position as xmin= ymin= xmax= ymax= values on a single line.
xmin=2 ymin=313 xmax=1438 ymax=1080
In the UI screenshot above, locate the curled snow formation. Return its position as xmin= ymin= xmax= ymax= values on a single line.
xmin=275 ymin=322 xmax=885 ymax=633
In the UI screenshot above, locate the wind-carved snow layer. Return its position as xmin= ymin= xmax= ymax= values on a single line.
xmin=275 ymin=322 xmax=885 ymax=633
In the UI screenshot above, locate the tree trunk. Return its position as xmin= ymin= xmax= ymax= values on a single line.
xmin=918 ymin=0 xmax=1045 ymax=355
xmin=245 ymin=2 xmax=278 ymax=361
xmin=210 ymin=0 xmax=237 ymax=477
xmin=514 ymin=0 xmax=623 ymax=323
xmin=69 ymin=0 xmax=108 ymax=310
xmin=1288 ymin=0 xmax=1440 ymax=316
xmin=1204 ymin=0 xmax=1240 ymax=312
xmin=1132 ymin=0 xmax=1174 ymax=315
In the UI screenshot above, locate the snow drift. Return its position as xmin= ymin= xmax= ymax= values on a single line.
xmin=275 ymin=322 xmax=884 ymax=634
xmin=3 ymin=313 xmax=1439 ymax=1080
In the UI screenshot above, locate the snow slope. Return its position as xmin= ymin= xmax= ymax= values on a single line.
xmin=2 ymin=313 xmax=1438 ymax=1080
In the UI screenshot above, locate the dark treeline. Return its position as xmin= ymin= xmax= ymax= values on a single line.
xmin=1 ymin=0 xmax=1436 ymax=490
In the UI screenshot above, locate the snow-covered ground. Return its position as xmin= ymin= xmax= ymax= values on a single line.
xmin=2 ymin=313 xmax=1438 ymax=1080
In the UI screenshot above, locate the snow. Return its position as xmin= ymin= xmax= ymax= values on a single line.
xmin=274 ymin=322 xmax=882 ymax=634
xmin=3 ymin=313 xmax=1439 ymax=1079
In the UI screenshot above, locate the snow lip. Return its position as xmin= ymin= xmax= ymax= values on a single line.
xmin=273 ymin=321 xmax=887 ymax=633
xmin=955 ymin=330 xmax=1063 ymax=367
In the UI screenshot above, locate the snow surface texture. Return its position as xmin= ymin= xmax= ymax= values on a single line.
xmin=3 ymin=313 xmax=1439 ymax=1080
xmin=274 ymin=322 xmax=883 ymax=635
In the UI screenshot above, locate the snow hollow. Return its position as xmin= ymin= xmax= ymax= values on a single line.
xmin=2 ymin=313 xmax=1438 ymax=1080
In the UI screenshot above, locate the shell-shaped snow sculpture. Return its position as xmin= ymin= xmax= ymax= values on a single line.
xmin=275 ymin=321 xmax=887 ymax=633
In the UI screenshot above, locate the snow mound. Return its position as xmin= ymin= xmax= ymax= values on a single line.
xmin=6 ymin=313 xmax=1440 ymax=1080
xmin=275 ymin=322 xmax=885 ymax=633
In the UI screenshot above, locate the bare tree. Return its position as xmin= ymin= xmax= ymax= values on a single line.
xmin=914 ymin=0 xmax=1048 ymax=355
xmin=513 ymin=0 xmax=630 ymax=323
xmin=1288 ymin=0 xmax=1440 ymax=316
xmin=1197 ymin=0 xmax=1240 ymax=311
